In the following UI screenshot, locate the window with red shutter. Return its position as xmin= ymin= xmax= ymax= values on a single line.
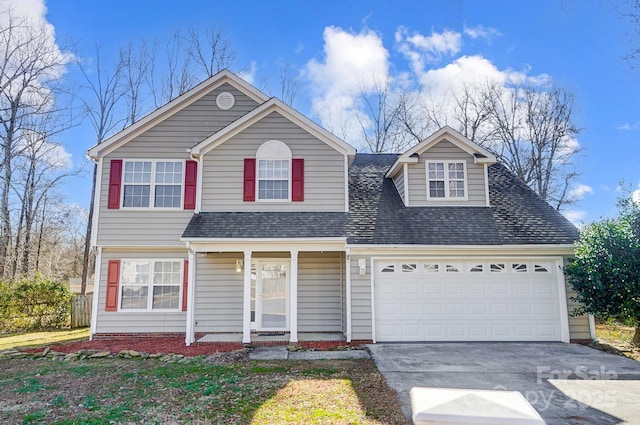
xmin=105 ymin=260 xmax=120 ymax=311
xmin=182 ymin=259 xmax=189 ymax=312
xmin=243 ymin=158 xmax=256 ymax=201
xmin=292 ymin=158 xmax=304 ymax=201
xmin=184 ymin=160 xmax=197 ymax=209
xmin=107 ymin=160 xmax=122 ymax=209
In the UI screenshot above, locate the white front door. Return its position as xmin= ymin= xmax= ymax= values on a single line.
xmin=253 ymin=261 xmax=289 ymax=331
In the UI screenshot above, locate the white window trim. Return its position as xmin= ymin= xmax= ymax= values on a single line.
xmin=255 ymin=140 xmax=293 ymax=203
xmin=256 ymin=158 xmax=292 ymax=202
xmin=120 ymin=159 xmax=185 ymax=210
xmin=425 ymin=160 xmax=469 ymax=201
xmin=118 ymin=258 xmax=184 ymax=312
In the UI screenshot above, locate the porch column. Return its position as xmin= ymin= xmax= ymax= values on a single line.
xmin=345 ymin=248 xmax=352 ymax=342
xmin=185 ymin=248 xmax=196 ymax=345
xmin=242 ymin=250 xmax=252 ymax=344
xmin=289 ymin=250 xmax=299 ymax=343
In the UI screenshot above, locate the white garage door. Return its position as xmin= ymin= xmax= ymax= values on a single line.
xmin=374 ymin=259 xmax=565 ymax=342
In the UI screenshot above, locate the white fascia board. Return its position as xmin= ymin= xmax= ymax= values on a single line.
xmin=99 ymin=245 xmax=188 ymax=251
xmin=347 ymin=244 xmax=576 ymax=257
xmin=390 ymin=126 xmax=497 ymax=174
xmin=87 ymin=70 xmax=269 ymax=159
xmin=385 ymin=157 xmax=418 ymax=178
xmin=182 ymin=237 xmax=347 ymax=253
xmin=192 ymin=98 xmax=356 ymax=157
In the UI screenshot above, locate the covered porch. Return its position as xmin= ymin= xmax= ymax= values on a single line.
xmin=182 ymin=238 xmax=353 ymax=346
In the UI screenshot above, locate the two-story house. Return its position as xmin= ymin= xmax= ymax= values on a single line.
xmin=87 ymin=70 xmax=590 ymax=345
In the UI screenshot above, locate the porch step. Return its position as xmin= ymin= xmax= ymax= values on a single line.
xmin=248 ymin=346 xmax=370 ymax=360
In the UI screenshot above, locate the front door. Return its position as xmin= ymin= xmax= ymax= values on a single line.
xmin=252 ymin=261 xmax=289 ymax=331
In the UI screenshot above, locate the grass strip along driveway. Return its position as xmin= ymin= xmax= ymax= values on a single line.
xmin=0 ymin=356 xmax=408 ymax=424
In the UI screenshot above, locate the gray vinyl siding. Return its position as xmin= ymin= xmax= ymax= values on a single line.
xmin=392 ymin=169 xmax=405 ymax=204
xmin=408 ymin=139 xmax=487 ymax=206
xmin=97 ymin=83 xmax=259 ymax=247
xmin=298 ymin=252 xmax=342 ymax=332
xmin=96 ymin=83 xmax=259 ymax=158
xmin=350 ymin=255 xmax=373 ymax=341
xmin=564 ymin=257 xmax=591 ymax=341
xmin=95 ymin=249 xmax=187 ymax=334
xmin=194 ymin=253 xmax=243 ymax=333
xmin=201 ymin=111 xmax=346 ymax=211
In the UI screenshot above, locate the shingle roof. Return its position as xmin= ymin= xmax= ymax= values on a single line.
xmin=182 ymin=211 xmax=347 ymax=239
xmin=183 ymin=154 xmax=578 ymax=245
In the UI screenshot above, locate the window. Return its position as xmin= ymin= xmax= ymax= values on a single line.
xmin=426 ymin=161 xmax=467 ymax=200
xmin=512 ymin=263 xmax=528 ymax=273
xmin=445 ymin=264 xmax=460 ymax=272
xmin=469 ymin=264 xmax=484 ymax=272
xmin=424 ymin=263 xmax=439 ymax=272
xmin=402 ymin=263 xmax=417 ymax=273
xmin=490 ymin=263 xmax=506 ymax=273
xmin=381 ymin=265 xmax=395 ymax=273
xmin=534 ymin=264 xmax=549 ymax=273
xmin=122 ymin=161 xmax=183 ymax=208
xmin=255 ymin=140 xmax=292 ymax=201
xmin=120 ymin=260 xmax=182 ymax=311
xmin=258 ymin=159 xmax=289 ymax=200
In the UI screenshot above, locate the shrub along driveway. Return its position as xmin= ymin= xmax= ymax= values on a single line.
xmin=369 ymin=342 xmax=640 ymax=425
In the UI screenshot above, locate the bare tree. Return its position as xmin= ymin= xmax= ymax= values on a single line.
xmin=120 ymin=40 xmax=150 ymax=126
xmin=355 ymin=78 xmax=408 ymax=153
xmin=482 ymin=83 xmax=580 ymax=208
xmin=77 ymin=45 xmax=126 ymax=295
xmin=278 ymin=65 xmax=299 ymax=107
xmin=187 ymin=24 xmax=235 ymax=77
xmin=0 ymin=9 xmax=71 ymax=278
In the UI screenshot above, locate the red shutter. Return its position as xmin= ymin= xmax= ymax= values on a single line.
xmin=184 ymin=160 xmax=197 ymax=210
xmin=292 ymin=158 xmax=304 ymax=202
xmin=107 ymin=160 xmax=123 ymax=209
xmin=243 ymin=158 xmax=256 ymax=201
xmin=182 ymin=259 xmax=189 ymax=312
xmin=105 ymin=260 xmax=120 ymax=312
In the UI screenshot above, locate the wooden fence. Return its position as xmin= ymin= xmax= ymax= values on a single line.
xmin=71 ymin=295 xmax=92 ymax=328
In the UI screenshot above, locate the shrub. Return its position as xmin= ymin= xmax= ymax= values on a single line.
xmin=0 ymin=276 xmax=72 ymax=333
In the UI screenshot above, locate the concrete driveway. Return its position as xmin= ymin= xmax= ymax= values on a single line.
xmin=368 ymin=343 xmax=640 ymax=425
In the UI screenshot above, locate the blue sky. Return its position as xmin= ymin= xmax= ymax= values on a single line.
xmin=9 ymin=0 xmax=640 ymax=224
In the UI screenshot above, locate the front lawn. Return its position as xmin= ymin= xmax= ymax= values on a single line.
xmin=0 ymin=328 xmax=90 ymax=351
xmin=0 ymin=357 xmax=408 ymax=424
xmin=594 ymin=320 xmax=640 ymax=361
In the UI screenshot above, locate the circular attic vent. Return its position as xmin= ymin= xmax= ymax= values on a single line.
xmin=216 ymin=92 xmax=235 ymax=110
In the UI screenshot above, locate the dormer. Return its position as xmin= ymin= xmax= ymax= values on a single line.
xmin=386 ymin=126 xmax=497 ymax=207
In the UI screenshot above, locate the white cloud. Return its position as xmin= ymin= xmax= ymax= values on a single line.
xmin=396 ymin=26 xmax=462 ymax=72
xmin=564 ymin=209 xmax=587 ymax=226
xmin=463 ymin=24 xmax=503 ymax=41
xmin=618 ymin=122 xmax=640 ymax=131
xmin=633 ymin=189 xmax=640 ymax=205
xmin=304 ymin=26 xmax=390 ymax=142
xmin=569 ymin=184 xmax=594 ymax=200
xmin=238 ymin=61 xmax=257 ymax=85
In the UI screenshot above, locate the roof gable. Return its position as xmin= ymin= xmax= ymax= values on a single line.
xmin=386 ymin=126 xmax=497 ymax=178
xmin=190 ymin=97 xmax=356 ymax=157
xmin=87 ymin=70 xmax=269 ymax=159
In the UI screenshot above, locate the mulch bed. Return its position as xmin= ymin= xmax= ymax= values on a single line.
xmin=20 ymin=337 xmax=361 ymax=357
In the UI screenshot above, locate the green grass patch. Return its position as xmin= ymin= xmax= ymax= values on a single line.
xmin=0 ymin=358 xmax=408 ymax=424
xmin=0 ymin=328 xmax=89 ymax=351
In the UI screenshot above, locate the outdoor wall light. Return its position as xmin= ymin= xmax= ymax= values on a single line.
xmin=358 ymin=259 xmax=367 ymax=275
xmin=235 ymin=259 xmax=243 ymax=273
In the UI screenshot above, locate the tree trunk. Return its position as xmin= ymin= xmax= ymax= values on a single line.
xmin=80 ymin=164 xmax=97 ymax=296
xmin=633 ymin=325 xmax=640 ymax=347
